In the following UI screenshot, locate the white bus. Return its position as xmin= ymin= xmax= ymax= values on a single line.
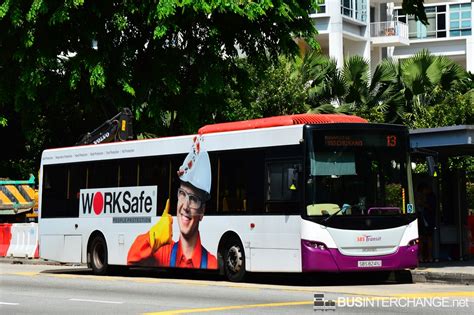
xmin=39 ymin=114 xmax=418 ymax=281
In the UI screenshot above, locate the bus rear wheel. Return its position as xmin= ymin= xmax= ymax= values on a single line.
xmin=223 ymin=236 xmax=246 ymax=282
xmin=89 ymin=235 xmax=108 ymax=275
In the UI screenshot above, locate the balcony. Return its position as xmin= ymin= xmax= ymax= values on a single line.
xmin=370 ymin=21 xmax=409 ymax=47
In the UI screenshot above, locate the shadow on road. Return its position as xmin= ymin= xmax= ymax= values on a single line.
xmin=40 ymin=266 xmax=413 ymax=287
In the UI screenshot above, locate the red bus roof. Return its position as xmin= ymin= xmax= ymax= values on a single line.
xmin=198 ymin=113 xmax=368 ymax=135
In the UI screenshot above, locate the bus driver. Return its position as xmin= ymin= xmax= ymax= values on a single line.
xmin=127 ymin=137 xmax=217 ymax=269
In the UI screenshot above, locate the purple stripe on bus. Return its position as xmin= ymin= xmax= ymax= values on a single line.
xmin=301 ymin=240 xmax=418 ymax=272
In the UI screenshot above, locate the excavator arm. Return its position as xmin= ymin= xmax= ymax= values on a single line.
xmin=76 ymin=108 xmax=134 ymax=145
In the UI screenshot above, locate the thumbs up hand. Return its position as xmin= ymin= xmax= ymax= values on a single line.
xmin=149 ymin=199 xmax=173 ymax=252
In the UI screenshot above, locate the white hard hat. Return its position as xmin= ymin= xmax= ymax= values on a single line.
xmin=178 ymin=136 xmax=211 ymax=198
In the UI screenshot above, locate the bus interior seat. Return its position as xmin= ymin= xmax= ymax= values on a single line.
xmin=306 ymin=203 xmax=340 ymax=216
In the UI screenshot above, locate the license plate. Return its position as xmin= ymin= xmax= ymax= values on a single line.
xmin=358 ymin=260 xmax=382 ymax=268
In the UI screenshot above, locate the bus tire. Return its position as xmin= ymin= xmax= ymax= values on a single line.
xmin=89 ymin=235 xmax=108 ymax=275
xmin=223 ymin=236 xmax=246 ymax=282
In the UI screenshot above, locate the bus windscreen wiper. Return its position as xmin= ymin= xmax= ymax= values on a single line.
xmin=322 ymin=204 xmax=350 ymax=223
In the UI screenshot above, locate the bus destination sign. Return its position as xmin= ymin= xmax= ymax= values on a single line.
xmin=322 ymin=134 xmax=398 ymax=148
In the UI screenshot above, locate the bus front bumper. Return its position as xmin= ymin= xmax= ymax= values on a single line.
xmin=301 ymin=240 xmax=418 ymax=272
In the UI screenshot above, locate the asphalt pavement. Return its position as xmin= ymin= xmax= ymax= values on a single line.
xmin=1 ymin=263 xmax=472 ymax=314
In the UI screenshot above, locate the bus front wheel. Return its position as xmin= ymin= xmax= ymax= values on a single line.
xmin=223 ymin=236 xmax=246 ymax=282
xmin=89 ymin=235 xmax=108 ymax=275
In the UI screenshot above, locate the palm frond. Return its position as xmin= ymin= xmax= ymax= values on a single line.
xmin=308 ymin=103 xmax=337 ymax=114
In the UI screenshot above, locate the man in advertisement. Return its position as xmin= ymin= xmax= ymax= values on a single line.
xmin=127 ymin=136 xmax=217 ymax=269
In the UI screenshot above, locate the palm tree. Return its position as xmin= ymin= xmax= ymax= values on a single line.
xmin=400 ymin=49 xmax=467 ymax=127
xmin=340 ymin=56 xmax=404 ymax=122
xmin=300 ymin=49 xmax=468 ymax=126
xmin=300 ymin=51 xmax=345 ymax=111
xmin=301 ymin=52 xmax=403 ymax=122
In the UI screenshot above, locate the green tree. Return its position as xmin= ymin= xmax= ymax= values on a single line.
xmin=0 ymin=0 xmax=319 ymax=177
xmin=222 ymin=55 xmax=309 ymax=121
xmin=303 ymin=50 xmax=471 ymax=127
xmin=301 ymin=51 xmax=345 ymax=110
xmin=400 ymin=50 xmax=468 ymax=128
xmin=399 ymin=53 xmax=473 ymax=182
xmin=302 ymin=53 xmax=403 ymax=122
xmin=339 ymin=56 xmax=404 ymax=123
xmin=402 ymin=0 xmax=428 ymax=25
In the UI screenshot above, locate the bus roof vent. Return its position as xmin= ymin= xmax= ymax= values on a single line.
xmin=198 ymin=114 xmax=367 ymax=134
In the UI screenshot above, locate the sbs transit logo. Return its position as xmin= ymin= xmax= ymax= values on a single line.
xmin=356 ymin=235 xmax=382 ymax=242
xmin=80 ymin=186 xmax=157 ymax=217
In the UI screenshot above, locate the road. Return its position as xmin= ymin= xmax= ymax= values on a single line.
xmin=0 ymin=263 xmax=472 ymax=314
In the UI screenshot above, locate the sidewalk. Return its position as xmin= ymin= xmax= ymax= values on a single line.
xmin=410 ymin=259 xmax=474 ymax=285
xmin=1 ymin=257 xmax=473 ymax=285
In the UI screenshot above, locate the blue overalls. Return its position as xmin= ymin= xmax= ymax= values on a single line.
xmin=169 ymin=241 xmax=208 ymax=268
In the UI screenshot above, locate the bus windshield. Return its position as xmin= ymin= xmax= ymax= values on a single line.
xmin=305 ymin=128 xmax=413 ymax=218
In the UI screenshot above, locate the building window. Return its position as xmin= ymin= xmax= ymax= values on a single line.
xmin=310 ymin=0 xmax=326 ymax=14
xmin=341 ymin=0 xmax=352 ymax=17
xmin=341 ymin=0 xmax=367 ymax=22
xmin=450 ymin=3 xmax=472 ymax=37
xmin=396 ymin=6 xmax=446 ymax=39
xmin=395 ymin=9 xmax=407 ymax=23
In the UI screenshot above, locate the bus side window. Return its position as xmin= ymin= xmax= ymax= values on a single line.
xmin=119 ymin=159 xmax=138 ymax=187
xmin=88 ymin=161 xmax=119 ymax=189
xmin=265 ymin=160 xmax=301 ymax=214
xmin=42 ymin=164 xmax=70 ymax=218
xmin=218 ymin=150 xmax=264 ymax=214
xmin=205 ymin=153 xmax=218 ymax=214
xmin=139 ymin=156 xmax=170 ymax=216
xmin=67 ymin=163 xmax=87 ymax=217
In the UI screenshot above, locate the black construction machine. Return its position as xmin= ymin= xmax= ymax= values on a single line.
xmin=76 ymin=108 xmax=134 ymax=145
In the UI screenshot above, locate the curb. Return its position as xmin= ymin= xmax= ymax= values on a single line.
xmin=411 ymin=270 xmax=474 ymax=285
xmin=0 ymin=257 xmax=68 ymax=266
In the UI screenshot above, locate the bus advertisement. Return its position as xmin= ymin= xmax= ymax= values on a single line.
xmin=38 ymin=114 xmax=418 ymax=281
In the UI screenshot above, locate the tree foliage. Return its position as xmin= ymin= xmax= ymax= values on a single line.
xmin=1 ymin=0 xmax=318 ymax=130
xmin=301 ymin=49 xmax=472 ymax=128
xmin=302 ymin=53 xmax=404 ymax=122
xmin=0 ymin=0 xmax=318 ymax=177
xmin=402 ymin=0 xmax=428 ymax=25
xmin=223 ymin=56 xmax=309 ymax=121
xmin=400 ymin=50 xmax=469 ymax=128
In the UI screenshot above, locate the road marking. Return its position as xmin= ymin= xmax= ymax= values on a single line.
xmin=69 ymin=298 xmax=123 ymax=304
xmin=143 ymin=301 xmax=313 ymax=315
xmin=12 ymin=272 xmax=39 ymax=276
xmin=0 ymin=302 xmax=20 ymax=305
xmin=143 ymin=291 xmax=474 ymax=314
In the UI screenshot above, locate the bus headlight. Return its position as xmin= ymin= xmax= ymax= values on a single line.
xmin=304 ymin=240 xmax=327 ymax=250
xmin=408 ymin=239 xmax=419 ymax=246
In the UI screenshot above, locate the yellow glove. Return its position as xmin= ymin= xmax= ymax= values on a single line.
xmin=149 ymin=199 xmax=173 ymax=252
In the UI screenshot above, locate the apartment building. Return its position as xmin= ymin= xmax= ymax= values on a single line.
xmin=310 ymin=0 xmax=473 ymax=72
